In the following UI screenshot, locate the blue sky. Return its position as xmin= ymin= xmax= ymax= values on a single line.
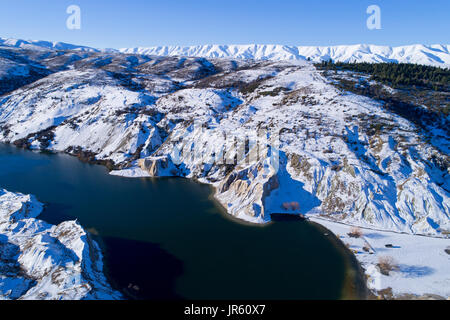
xmin=0 ymin=0 xmax=449 ymax=48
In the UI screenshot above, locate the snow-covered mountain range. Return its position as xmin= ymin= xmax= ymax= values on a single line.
xmin=1 ymin=38 xmax=449 ymax=66
xmin=120 ymin=44 xmax=450 ymax=67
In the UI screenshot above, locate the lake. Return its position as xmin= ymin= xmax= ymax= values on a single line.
xmin=0 ymin=143 xmax=364 ymax=300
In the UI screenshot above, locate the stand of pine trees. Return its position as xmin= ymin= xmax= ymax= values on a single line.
xmin=316 ymin=61 xmax=449 ymax=91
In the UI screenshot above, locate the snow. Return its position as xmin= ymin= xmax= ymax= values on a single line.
xmin=310 ymin=216 xmax=450 ymax=298
xmin=119 ymin=44 xmax=450 ymax=67
xmin=0 ymin=59 xmax=29 ymax=79
xmin=0 ymin=43 xmax=448 ymax=298
xmin=1 ymin=57 xmax=447 ymax=237
xmin=0 ymin=189 xmax=122 ymax=300
xmin=110 ymin=166 xmax=151 ymax=178
xmin=2 ymin=38 xmax=449 ymax=67
xmin=0 ymin=37 xmax=98 ymax=52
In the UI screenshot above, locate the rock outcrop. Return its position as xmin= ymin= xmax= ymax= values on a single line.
xmin=0 ymin=45 xmax=448 ymax=236
xmin=0 ymin=189 xmax=122 ymax=300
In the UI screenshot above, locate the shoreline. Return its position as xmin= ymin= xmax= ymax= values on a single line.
xmin=157 ymin=172 xmax=449 ymax=300
xmin=3 ymin=143 xmax=448 ymax=300
xmin=207 ymin=183 xmax=369 ymax=300
xmin=309 ymin=216 xmax=450 ymax=300
xmin=305 ymin=221 xmax=369 ymax=300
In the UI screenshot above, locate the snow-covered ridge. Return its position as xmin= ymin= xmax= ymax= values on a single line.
xmin=1 ymin=37 xmax=449 ymax=67
xmin=119 ymin=44 xmax=450 ymax=67
xmin=0 ymin=189 xmax=121 ymax=300
xmin=0 ymin=53 xmax=447 ymax=236
xmin=0 ymin=41 xmax=448 ymax=298
xmin=0 ymin=37 xmax=99 ymax=52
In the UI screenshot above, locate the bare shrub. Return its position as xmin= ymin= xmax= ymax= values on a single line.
xmin=281 ymin=201 xmax=300 ymax=211
xmin=290 ymin=202 xmax=300 ymax=211
xmin=377 ymin=256 xmax=399 ymax=276
xmin=281 ymin=202 xmax=291 ymax=210
xmin=348 ymin=227 xmax=363 ymax=238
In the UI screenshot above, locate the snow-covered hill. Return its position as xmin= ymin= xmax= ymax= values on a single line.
xmin=119 ymin=44 xmax=450 ymax=67
xmin=0 ymin=189 xmax=121 ymax=300
xmin=0 ymin=37 xmax=98 ymax=52
xmin=2 ymin=38 xmax=449 ymax=67
xmin=0 ymin=41 xmax=449 ymax=299
xmin=0 ymin=46 xmax=448 ymax=236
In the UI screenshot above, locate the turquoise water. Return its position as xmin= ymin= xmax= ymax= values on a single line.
xmin=0 ymin=143 xmax=350 ymax=299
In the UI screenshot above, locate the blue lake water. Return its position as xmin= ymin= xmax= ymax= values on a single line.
xmin=0 ymin=143 xmax=362 ymax=299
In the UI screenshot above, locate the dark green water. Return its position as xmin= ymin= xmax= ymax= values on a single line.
xmin=0 ymin=143 xmax=351 ymax=299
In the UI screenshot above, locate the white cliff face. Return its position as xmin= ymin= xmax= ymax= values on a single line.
xmin=0 ymin=46 xmax=448 ymax=237
xmin=135 ymin=62 xmax=449 ymax=235
xmin=0 ymin=189 xmax=121 ymax=300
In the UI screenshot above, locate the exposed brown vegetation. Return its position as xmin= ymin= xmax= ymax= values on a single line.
xmin=281 ymin=201 xmax=300 ymax=211
xmin=348 ymin=227 xmax=363 ymax=238
xmin=377 ymin=256 xmax=399 ymax=276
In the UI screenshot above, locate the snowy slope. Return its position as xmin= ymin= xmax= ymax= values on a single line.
xmin=0 ymin=189 xmax=122 ymax=300
xmin=0 ymin=37 xmax=98 ymax=52
xmin=310 ymin=216 xmax=450 ymax=298
xmin=2 ymin=38 xmax=449 ymax=67
xmin=0 ymin=43 xmax=448 ymax=299
xmin=120 ymin=44 xmax=450 ymax=67
xmin=0 ymin=47 xmax=448 ymax=236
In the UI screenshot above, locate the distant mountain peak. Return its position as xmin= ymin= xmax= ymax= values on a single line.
xmin=1 ymin=37 xmax=449 ymax=67
xmin=119 ymin=44 xmax=450 ymax=67
xmin=0 ymin=37 xmax=99 ymax=52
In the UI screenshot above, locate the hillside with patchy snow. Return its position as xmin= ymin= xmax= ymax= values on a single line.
xmin=0 ymin=189 xmax=121 ymax=300
xmin=119 ymin=44 xmax=450 ymax=67
xmin=0 ymin=44 xmax=448 ymax=237
xmin=0 ymin=39 xmax=449 ymax=299
xmin=1 ymin=38 xmax=449 ymax=67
